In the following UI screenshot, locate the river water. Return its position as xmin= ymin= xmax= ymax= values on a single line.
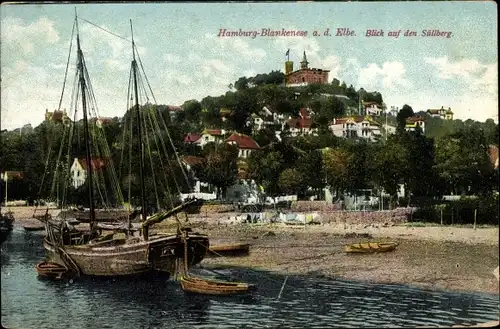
xmin=1 ymin=228 xmax=499 ymax=329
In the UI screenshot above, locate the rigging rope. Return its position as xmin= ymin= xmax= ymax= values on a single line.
xmin=135 ymin=69 xmax=183 ymax=202
xmin=37 ymin=17 xmax=77 ymax=213
xmin=136 ymin=70 xmax=176 ymax=209
xmin=136 ymin=48 xmax=192 ymax=190
xmin=78 ymin=17 xmax=130 ymax=42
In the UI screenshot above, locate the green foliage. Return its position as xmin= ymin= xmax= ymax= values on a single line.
xmin=412 ymin=195 xmax=499 ymax=225
xmin=278 ymin=168 xmax=304 ymax=195
xmin=192 ymin=143 xmax=238 ymax=199
xmin=396 ymin=104 xmax=414 ymax=131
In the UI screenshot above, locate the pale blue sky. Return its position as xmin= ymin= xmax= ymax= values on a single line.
xmin=1 ymin=2 xmax=497 ymax=130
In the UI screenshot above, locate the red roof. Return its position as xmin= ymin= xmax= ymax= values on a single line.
xmin=78 ymin=158 xmax=108 ymax=171
xmin=330 ymin=118 xmax=347 ymax=125
xmin=183 ymin=156 xmax=204 ymax=167
xmin=226 ymin=133 xmax=260 ymax=149
xmin=184 ymin=133 xmax=201 ymax=143
xmin=406 ymin=116 xmax=425 ymax=123
xmin=167 ymin=105 xmax=183 ymax=112
xmin=286 ymin=117 xmax=314 ymax=129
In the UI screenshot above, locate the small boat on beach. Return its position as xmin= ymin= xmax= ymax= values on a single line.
xmin=208 ymin=243 xmax=250 ymax=257
xmin=179 ymin=275 xmax=255 ymax=295
xmin=344 ymin=242 xmax=399 ymax=253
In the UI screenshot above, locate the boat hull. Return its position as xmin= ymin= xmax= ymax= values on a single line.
xmin=59 ymin=209 xmax=130 ymax=223
xmin=180 ymin=276 xmax=254 ymax=295
xmin=207 ymin=243 xmax=250 ymax=257
xmin=344 ymin=242 xmax=398 ymax=253
xmin=43 ymin=234 xmax=209 ymax=277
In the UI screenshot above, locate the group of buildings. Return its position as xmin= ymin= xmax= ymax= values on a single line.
xmin=45 ymin=53 xmax=458 ymax=203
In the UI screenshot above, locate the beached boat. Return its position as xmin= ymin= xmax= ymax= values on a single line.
xmin=344 ymin=242 xmax=398 ymax=253
xmin=37 ymin=14 xmax=209 ymax=277
xmin=179 ymin=275 xmax=255 ymax=295
xmin=208 ymin=243 xmax=250 ymax=256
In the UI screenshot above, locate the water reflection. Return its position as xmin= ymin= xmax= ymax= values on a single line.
xmin=1 ymin=230 xmax=499 ymax=329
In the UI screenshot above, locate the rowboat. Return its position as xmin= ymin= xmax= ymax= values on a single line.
xmin=36 ymin=262 xmax=69 ymax=280
xmin=208 ymin=243 xmax=250 ymax=257
xmin=23 ymin=224 xmax=45 ymax=231
xmin=179 ymin=275 xmax=255 ymax=295
xmin=344 ymin=242 xmax=399 ymax=253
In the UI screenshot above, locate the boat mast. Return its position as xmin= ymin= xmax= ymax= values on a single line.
xmin=75 ymin=13 xmax=96 ymax=229
xmin=130 ymin=20 xmax=148 ymax=239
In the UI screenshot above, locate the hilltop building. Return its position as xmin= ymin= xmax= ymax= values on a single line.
xmin=284 ymin=51 xmax=329 ymax=87
xmin=427 ymin=106 xmax=454 ymax=120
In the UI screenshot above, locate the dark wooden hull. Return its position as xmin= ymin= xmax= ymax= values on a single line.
xmin=207 ymin=243 xmax=250 ymax=257
xmin=36 ymin=262 xmax=68 ymax=279
xmin=180 ymin=276 xmax=254 ymax=295
xmin=23 ymin=225 xmax=45 ymax=231
xmin=44 ymin=233 xmax=209 ymax=277
xmin=59 ymin=209 xmax=130 ymax=223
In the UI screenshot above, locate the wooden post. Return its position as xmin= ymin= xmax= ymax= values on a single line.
xmin=440 ymin=208 xmax=443 ymax=225
xmin=473 ymin=209 xmax=477 ymax=230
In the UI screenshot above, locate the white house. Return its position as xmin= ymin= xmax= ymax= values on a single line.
xmin=363 ymin=101 xmax=384 ymax=116
xmin=251 ymin=113 xmax=275 ymax=132
xmin=70 ymin=158 xmax=107 ymax=189
xmin=283 ymin=108 xmax=318 ymax=137
xmin=405 ymin=116 xmax=426 ymax=134
xmin=426 ymin=106 xmax=454 ymax=120
xmin=329 ymin=116 xmax=381 ymax=142
xmin=184 ymin=129 xmax=227 ymax=149
xmin=225 ymin=133 xmax=260 ymax=158
xmin=261 ymin=105 xmax=286 ymax=124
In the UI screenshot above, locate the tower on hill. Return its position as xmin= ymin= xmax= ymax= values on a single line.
xmin=284 ymin=50 xmax=329 ymax=87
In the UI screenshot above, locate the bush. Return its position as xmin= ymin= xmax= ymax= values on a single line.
xmin=412 ymin=195 xmax=499 ymax=225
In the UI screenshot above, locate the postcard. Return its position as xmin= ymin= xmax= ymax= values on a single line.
xmin=1 ymin=2 xmax=498 ymax=329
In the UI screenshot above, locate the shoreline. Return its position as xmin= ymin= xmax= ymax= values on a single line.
xmin=194 ymin=222 xmax=499 ymax=295
xmin=6 ymin=206 xmax=499 ymax=295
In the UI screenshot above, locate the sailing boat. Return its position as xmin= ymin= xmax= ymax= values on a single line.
xmin=39 ymin=14 xmax=209 ymax=277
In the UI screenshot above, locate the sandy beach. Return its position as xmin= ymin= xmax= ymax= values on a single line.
xmin=5 ymin=206 xmax=499 ymax=295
